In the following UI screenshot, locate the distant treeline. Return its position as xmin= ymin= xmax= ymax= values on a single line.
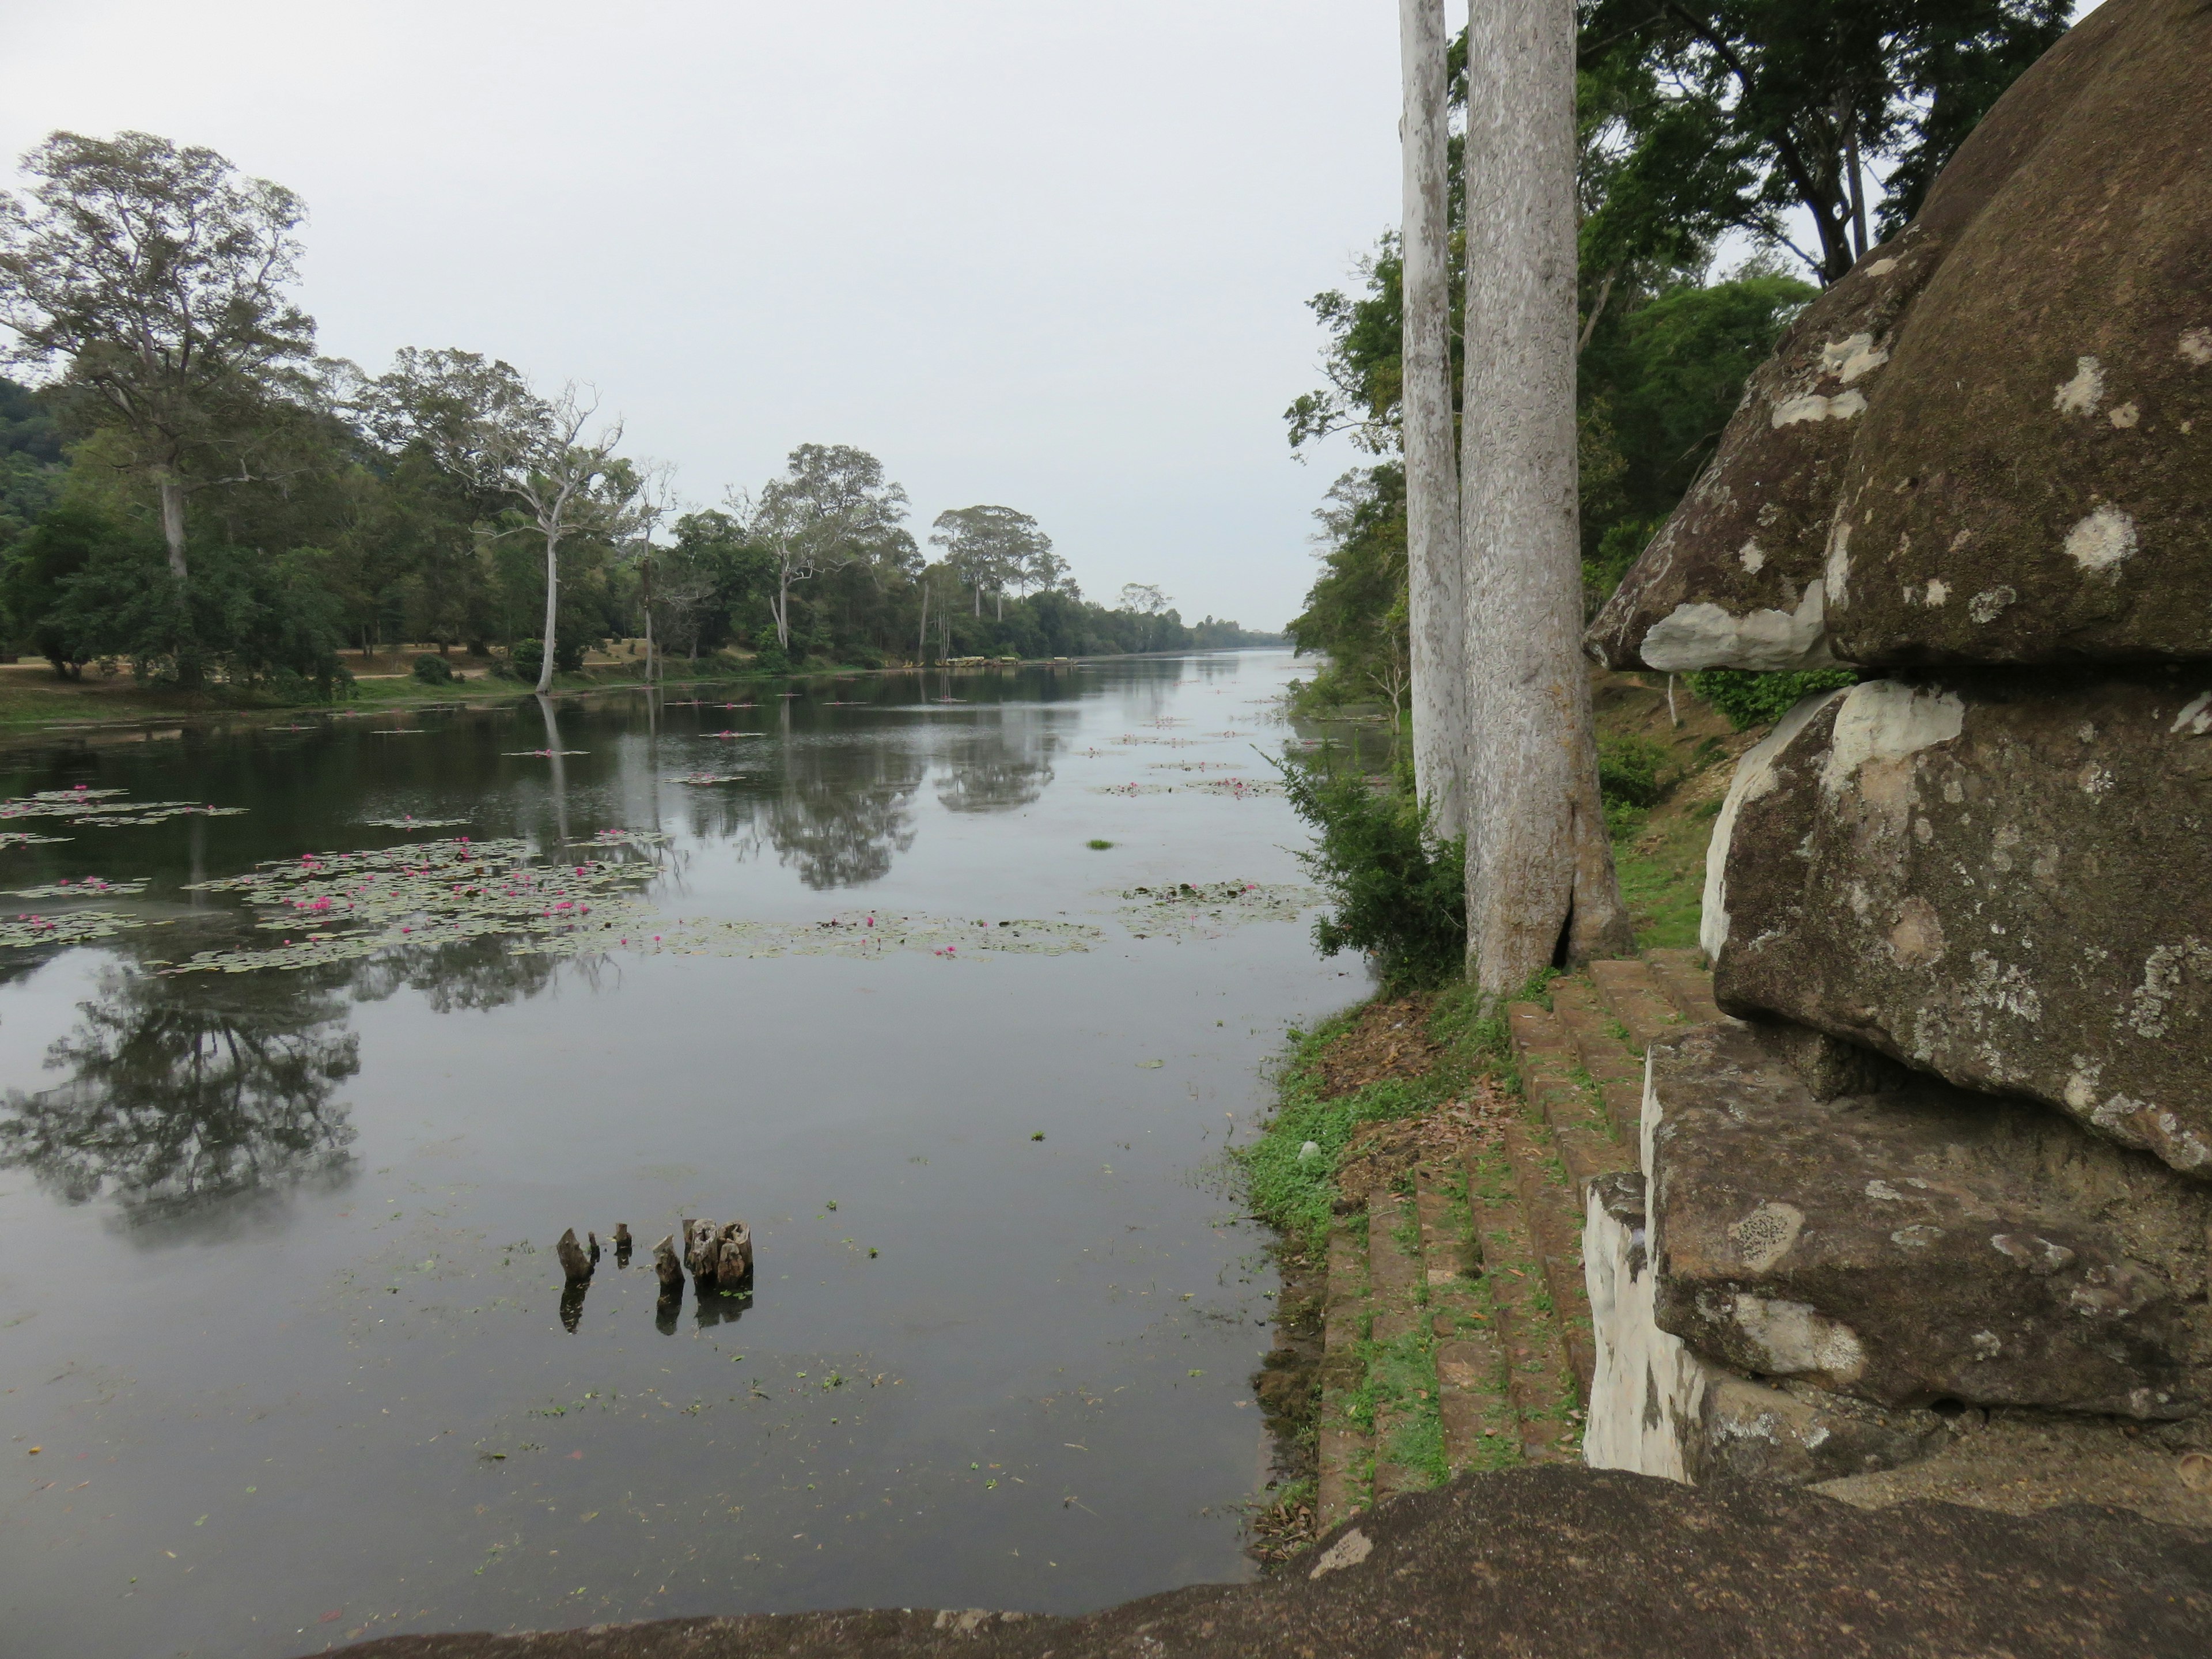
xmin=0 ymin=132 xmax=1275 ymax=699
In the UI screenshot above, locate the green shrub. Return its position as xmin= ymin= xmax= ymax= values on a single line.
xmin=1688 ymin=667 xmax=1857 ymax=731
xmin=749 ymin=643 xmax=791 ymax=676
xmin=411 ymin=653 xmax=454 ymax=685
xmin=1596 ymin=733 xmax=1673 ymax=809
xmin=1278 ymin=757 xmax=1464 ymax=992
xmin=510 ymin=639 xmax=544 ymax=682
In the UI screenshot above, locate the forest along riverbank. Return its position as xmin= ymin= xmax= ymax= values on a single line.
xmin=0 ymin=651 xmax=1355 ymax=1658
xmin=1236 ymin=667 xmax=1763 ymax=1562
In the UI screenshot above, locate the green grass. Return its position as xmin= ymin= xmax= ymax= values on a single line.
xmin=1086 ymin=839 xmax=1114 ymax=850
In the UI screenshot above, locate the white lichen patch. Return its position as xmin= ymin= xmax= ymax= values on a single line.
xmin=2180 ymin=328 xmax=2212 ymax=368
xmin=1968 ymin=587 xmax=2017 ymax=623
xmin=1639 ymin=582 xmax=1832 ymax=673
xmin=2108 ymin=402 xmax=2141 ymax=429
xmin=2053 ymin=354 xmax=2105 ymax=415
xmin=2167 ymin=692 xmax=2211 ymax=737
xmin=1738 ymin=540 xmax=1766 ymax=574
xmin=1818 ymin=682 xmax=1966 ymax=798
xmin=1924 ymin=579 xmax=1949 ymax=607
xmin=1718 ymin=1293 xmax=1866 ymax=1382
xmin=1824 ymin=517 xmax=1853 ymax=608
xmin=1819 ymin=333 xmax=1889 ymax=385
xmin=2063 ymin=504 xmax=2138 ymax=575
xmin=1771 ymin=389 xmax=1869 ymax=427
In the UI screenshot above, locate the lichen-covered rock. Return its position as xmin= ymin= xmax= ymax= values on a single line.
xmin=1642 ymin=1021 xmax=2212 ymax=1418
xmin=1707 ymin=672 xmax=2212 ymax=1175
xmin=1585 ymin=0 xmax=2210 ymax=672
xmin=1823 ymin=0 xmax=2212 ymax=664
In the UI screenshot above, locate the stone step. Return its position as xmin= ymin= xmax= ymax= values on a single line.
xmin=1315 ymin=1218 xmax=1372 ymax=1531
xmin=1588 ymin=958 xmax=1691 ymax=1052
xmin=1642 ymin=946 xmax=1724 ymax=1026
xmin=1463 ymin=1139 xmax=1582 ymax=1462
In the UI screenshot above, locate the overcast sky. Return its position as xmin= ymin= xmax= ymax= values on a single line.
xmin=0 ymin=1 xmax=1408 ymax=630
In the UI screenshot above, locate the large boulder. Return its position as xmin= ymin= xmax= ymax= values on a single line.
xmin=1706 ymin=672 xmax=2212 ymax=1176
xmin=1586 ymin=0 xmax=2212 ymax=672
xmin=1640 ymin=1021 xmax=2212 ymax=1419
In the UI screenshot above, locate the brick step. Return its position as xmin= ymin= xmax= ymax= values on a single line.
xmin=1416 ymin=1163 xmax=1518 ymax=1475
xmin=1365 ymin=1192 xmax=1428 ymax=1503
xmin=1463 ymin=1139 xmax=1582 ymax=1461
xmin=1501 ymin=1119 xmax=1598 ymax=1404
xmin=1315 ymin=1218 xmax=1372 ymax=1531
xmin=1548 ymin=979 xmax=1645 ymax=1141
xmin=1588 ymin=957 xmax=1691 ymax=1052
xmin=1504 ymin=1001 xmax=1635 ymax=1198
xmin=1643 ymin=946 xmax=1725 ymax=1026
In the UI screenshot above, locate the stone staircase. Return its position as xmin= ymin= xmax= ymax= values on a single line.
xmin=1313 ymin=948 xmax=1717 ymax=1529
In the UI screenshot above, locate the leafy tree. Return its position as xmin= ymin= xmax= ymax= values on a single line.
xmin=0 ymin=131 xmax=316 ymax=581
xmin=929 ymin=504 xmax=1055 ymax=618
xmin=735 ymin=444 xmax=916 ymax=653
xmin=1577 ymin=0 xmax=2070 ymax=283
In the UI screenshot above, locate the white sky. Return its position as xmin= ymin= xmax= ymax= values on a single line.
xmin=0 ymin=1 xmax=1404 ymax=630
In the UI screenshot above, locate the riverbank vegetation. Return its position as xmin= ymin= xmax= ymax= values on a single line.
xmin=0 ymin=133 xmax=1277 ymax=711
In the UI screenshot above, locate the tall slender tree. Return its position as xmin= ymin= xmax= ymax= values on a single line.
xmin=1398 ymin=0 xmax=1467 ymax=838
xmin=1462 ymin=0 xmax=1631 ymax=993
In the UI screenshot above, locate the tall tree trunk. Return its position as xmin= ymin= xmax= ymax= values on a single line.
xmin=772 ymin=557 xmax=792 ymax=650
xmin=1845 ymin=114 xmax=1869 ymax=263
xmin=536 ymin=528 xmax=560 ymax=694
xmin=1461 ymin=0 xmax=1632 ymax=995
xmin=641 ymin=554 xmax=656 ymax=684
xmin=157 ymin=472 xmax=188 ymax=582
xmin=1399 ymin=0 xmax=1467 ymax=841
xmin=917 ymin=578 xmax=929 ymax=666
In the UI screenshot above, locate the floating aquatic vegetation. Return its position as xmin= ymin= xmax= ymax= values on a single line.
xmin=1111 ymin=734 xmax=1201 ymax=748
xmin=7 ymin=876 xmax=147 ymax=899
xmin=501 ymin=749 xmax=589 ymax=757
xmin=0 ymin=910 xmax=156 ymax=949
xmin=1112 ymin=880 xmax=1320 ymax=940
xmin=0 ymin=831 xmax=70 ymax=850
xmin=668 ymin=772 xmax=749 ymax=786
xmin=362 ymin=816 xmax=472 ymax=830
xmin=703 ymin=730 xmax=760 ymax=741
xmin=1147 ymin=759 xmax=1240 ymax=772
xmin=1089 ymin=782 xmax=1175 ymax=796
xmin=168 ymin=834 xmax=667 ymax=974
xmin=371 ymin=730 xmax=426 ymax=737
xmin=0 ymin=786 xmax=247 ymax=831
xmin=1184 ymin=777 xmax=1283 ymax=798
xmin=520 ymin=911 xmax=1104 ymax=962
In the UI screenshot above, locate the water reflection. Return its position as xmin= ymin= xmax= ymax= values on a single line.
xmin=0 ymin=964 xmax=359 ymax=1230
xmin=762 ymin=747 xmax=925 ymax=889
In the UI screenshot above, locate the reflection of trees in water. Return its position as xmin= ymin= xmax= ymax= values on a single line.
xmin=934 ymin=709 xmax=1059 ymax=814
xmin=0 ymin=964 xmax=360 ymax=1229
xmin=763 ymin=752 xmax=922 ymax=888
xmin=347 ymin=931 xmax=565 ymax=1014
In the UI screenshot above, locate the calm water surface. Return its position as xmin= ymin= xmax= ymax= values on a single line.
xmin=0 ymin=652 xmax=1366 ymax=1658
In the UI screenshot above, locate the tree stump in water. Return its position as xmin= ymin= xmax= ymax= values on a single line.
xmin=714 ymin=1222 xmax=753 ymax=1286
xmin=555 ymin=1227 xmax=593 ymax=1283
xmin=653 ymin=1233 xmax=684 ymax=1291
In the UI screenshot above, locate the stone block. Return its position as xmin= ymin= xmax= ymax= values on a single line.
xmin=1585 ymin=0 xmax=2212 ymax=672
xmin=1643 ymin=1022 xmax=2212 ymax=1419
xmin=1706 ymin=672 xmax=2212 ymax=1175
xmin=1584 ymin=1171 xmax=1950 ymax=1486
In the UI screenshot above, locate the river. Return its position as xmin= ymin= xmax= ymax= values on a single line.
xmin=0 ymin=650 xmax=1363 ymax=1657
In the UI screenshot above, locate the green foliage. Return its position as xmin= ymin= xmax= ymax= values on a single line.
xmin=411 ymin=653 xmax=454 ymax=685
xmin=748 ymin=643 xmax=790 ymax=676
xmin=1689 ymin=667 xmax=1858 ymax=731
xmin=1285 ymin=465 xmax=1406 ymax=706
xmin=1596 ymin=733 xmax=1675 ymax=810
xmin=510 ymin=638 xmax=543 ymax=683
xmin=1238 ymin=1022 xmax=1435 ymax=1255
xmin=1578 ymin=1 xmax=2071 ymax=283
xmin=1279 ymin=757 xmax=1464 ymax=993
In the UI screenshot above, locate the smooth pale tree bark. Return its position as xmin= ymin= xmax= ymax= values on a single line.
xmin=1461 ymin=0 xmax=1633 ymax=994
xmin=1399 ymin=0 xmax=1467 ymax=840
